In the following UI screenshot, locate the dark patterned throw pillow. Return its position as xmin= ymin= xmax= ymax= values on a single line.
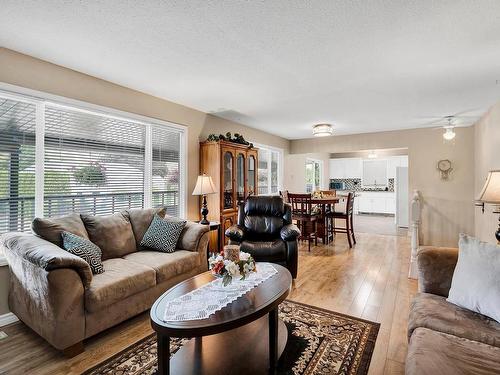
xmin=140 ymin=215 xmax=186 ymax=253
xmin=61 ymin=231 xmax=105 ymax=274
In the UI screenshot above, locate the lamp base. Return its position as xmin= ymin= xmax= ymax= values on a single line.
xmin=200 ymin=194 xmax=210 ymax=225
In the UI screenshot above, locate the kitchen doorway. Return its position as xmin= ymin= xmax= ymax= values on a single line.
xmin=329 ymin=149 xmax=409 ymax=237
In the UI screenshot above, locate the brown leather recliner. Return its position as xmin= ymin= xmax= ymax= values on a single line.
xmin=225 ymin=195 xmax=300 ymax=279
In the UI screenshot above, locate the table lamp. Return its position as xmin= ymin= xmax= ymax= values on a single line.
xmin=192 ymin=174 xmax=217 ymax=225
xmin=476 ymin=170 xmax=500 ymax=243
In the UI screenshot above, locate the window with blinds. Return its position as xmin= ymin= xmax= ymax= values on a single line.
xmin=152 ymin=125 xmax=181 ymax=216
xmin=0 ymin=89 xmax=186 ymax=244
xmin=44 ymin=105 xmax=146 ymax=217
xmin=0 ymin=97 xmax=36 ymax=233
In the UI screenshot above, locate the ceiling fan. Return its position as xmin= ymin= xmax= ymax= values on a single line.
xmin=417 ymin=108 xmax=482 ymax=141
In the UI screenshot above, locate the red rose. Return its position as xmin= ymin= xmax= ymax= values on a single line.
xmin=212 ymin=261 xmax=224 ymax=274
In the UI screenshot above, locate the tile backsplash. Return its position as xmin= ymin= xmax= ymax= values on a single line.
xmin=330 ymin=178 xmax=395 ymax=192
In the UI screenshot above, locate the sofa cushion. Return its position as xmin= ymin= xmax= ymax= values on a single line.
xmin=81 ymin=212 xmax=136 ymax=260
xmin=140 ymin=215 xmax=186 ymax=253
xmin=447 ymin=234 xmax=500 ymax=323
xmin=408 ymin=292 xmax=500 ymax=348
xmin=240 ymin=239 xmax=286 ymax=262
xmin=61 ymin=231 xmax=104 ymax=274
xmin=125 ymin=207 xmax=166 ymax=248
xmin=406 ymin=327 xmax=500 ymax=375
xmin=124 ymin=250 xmax=200 ymax=283
xmin=85 ymin=258 xmax=156 ymax=312
xmin=31 ymin=213 xmax=89 ymax=247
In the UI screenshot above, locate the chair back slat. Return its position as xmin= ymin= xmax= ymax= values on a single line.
xmin=345 ymin=192 xmax=355 ymax=215
xmin=288 ymin=192 xmax=313 ymax=216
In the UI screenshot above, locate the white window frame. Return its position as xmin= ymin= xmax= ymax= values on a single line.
xmin=254 ymin=143 xmax=284 ymax=195
xmin=0 ymin=82 xmax=188 ymax=239
xmin=305 ymin=158 xmax=323 ymax=192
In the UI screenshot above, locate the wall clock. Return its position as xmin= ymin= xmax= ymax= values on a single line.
xmin=437 ymin=159 xmax=453 ymax=180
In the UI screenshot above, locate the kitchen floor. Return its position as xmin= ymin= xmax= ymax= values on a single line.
xmin=353 ymin=213 xmax=408 ymax=237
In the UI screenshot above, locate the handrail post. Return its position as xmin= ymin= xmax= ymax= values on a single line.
xmin=409 ymin=190 xmax=421 ymax=279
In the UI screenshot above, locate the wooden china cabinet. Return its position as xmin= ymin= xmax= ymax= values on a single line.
xmin=199 ymin=140 xmax=258 ymax=251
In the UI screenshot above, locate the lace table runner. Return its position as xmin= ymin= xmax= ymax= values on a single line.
xmin=161 ymin=263 xmax=278 ymax=322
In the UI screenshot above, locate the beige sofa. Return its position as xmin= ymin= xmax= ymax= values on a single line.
xmin=406 ymin=246 xmax=500 ymax=374
xmin=1 ymin=208 xmax=209 ymax=356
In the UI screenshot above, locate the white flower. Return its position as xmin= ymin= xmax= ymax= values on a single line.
xmin=239 ymin=252 xmax=250 ymax=261
xmin=224 ymin=260 xmax=241 ymax=278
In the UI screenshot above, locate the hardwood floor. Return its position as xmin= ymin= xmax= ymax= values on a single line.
xmin=0 ymin=232 xmax=417 ymax=375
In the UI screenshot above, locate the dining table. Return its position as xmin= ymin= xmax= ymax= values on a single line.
xmin=310 ymin=195 xmax=345 ymax=244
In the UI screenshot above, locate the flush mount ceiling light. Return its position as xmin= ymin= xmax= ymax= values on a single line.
xmin=312 ymin=123 xmax=333 ymax=137
xmin=368 ymin=150 xmax=377 ymax=159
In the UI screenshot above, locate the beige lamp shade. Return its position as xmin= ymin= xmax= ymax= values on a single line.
xmin=477 ymin=170 xmax=500 ymax=203
xmin=192 ymin=174 xmax=217 ymax=195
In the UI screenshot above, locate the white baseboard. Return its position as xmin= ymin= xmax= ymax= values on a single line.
xmin=0 ymin=312 xmax=18 ymax=327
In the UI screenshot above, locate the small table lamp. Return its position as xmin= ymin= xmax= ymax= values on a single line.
xmin=476 ymin=170 xmax=500 ymax=243
xmin=192 ymin=174 xmax=217 ymax=225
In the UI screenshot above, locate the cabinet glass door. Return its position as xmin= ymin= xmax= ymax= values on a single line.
xmin=223 ymin=151 xmax=234 ymax=210
xmin=236 ymin=152 xmax=245 ymax=203
xmin=248 ymin=155 xmax=256 ymax=196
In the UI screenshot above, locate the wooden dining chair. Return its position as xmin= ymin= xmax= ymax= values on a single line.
xmin=326 ymin=192 xmax=356 ymax=248
xmin=287 ymin=192 xmax=317 ymax=251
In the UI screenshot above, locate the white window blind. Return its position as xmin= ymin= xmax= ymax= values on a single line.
xmin=43 ymin=105 xmax=146 ymax=217
xmin=0 ymin=98 xmax=36 ymax=233
xmin=0 ymin=88 xmax=186 ymax=243
xmin=152 ymin=125 xmax=181 ymax=216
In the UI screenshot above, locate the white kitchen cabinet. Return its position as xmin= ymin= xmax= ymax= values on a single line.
xmin=329 ymin=158 xmax=362 ymax=179
xmin=357 ymin=192 xmax=396 ymax=214
xmin=362 ymin=159 xmax=388 ymax=187
xmin=329 ymin=159 xmax=345 ymax=179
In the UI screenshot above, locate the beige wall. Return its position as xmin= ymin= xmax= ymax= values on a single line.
xmin=288 ymin=126 xmax=476 ymax=247
xmin=284 ymin=153 xmax=330 ymax=192
xmin=0 ymin=48 xmax=289 ymax=316
xmin=474 ymin=101 xmax=500 ymax=243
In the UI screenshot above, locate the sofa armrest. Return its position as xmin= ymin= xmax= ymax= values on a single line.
xmin=2 ymin=232 xmax=93 ymax=287
xmin=417 ymin=246 xmax=458 ymax=297
xmin=280 ymin=224 xmax=300 ymax=241
xmin=225 ymin=225 xmax=245 ymax=242
xmin=177 ymin=222 xmax=210 ymax=267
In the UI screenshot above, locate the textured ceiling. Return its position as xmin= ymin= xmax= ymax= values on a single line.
xmin=1 ymin=1 xmax=499 ymax=139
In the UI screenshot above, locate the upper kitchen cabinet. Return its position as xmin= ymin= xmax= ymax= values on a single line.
xmin=329 ymin=158 xmax=362 ymax=179
xmin=362 ymin=159 xmax=388 ymax=187
xmin=387 ymin=155 xmax=408 ymax=178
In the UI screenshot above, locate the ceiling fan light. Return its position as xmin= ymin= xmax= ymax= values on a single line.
xmin=312 ymin=123 xmax=333 ymax=137
xmin=443 ymin=128 xmax=456 ymax=140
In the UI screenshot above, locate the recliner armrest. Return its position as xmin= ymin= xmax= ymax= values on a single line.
xmin=1 ymin=232 xmax=93 ymax=287
xmin=225 ymin=225 xmax=245 ymax=242
xmin=280 ymin=224 xmax=300 ymax=241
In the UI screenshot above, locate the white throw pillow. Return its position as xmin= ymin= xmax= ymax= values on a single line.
xmin=447 ymin=234 xmax=500 ymax=323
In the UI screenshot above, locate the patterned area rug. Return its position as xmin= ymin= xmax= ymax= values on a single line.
xmin=84 ymin=300 xmax=379 ymax=375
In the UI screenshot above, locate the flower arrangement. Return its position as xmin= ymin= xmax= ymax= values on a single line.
xmin=209 ymin=246 xmax=256 ymax=287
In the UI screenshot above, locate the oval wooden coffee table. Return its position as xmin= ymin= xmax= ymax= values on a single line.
xmin=150 ymin=263 xmax=292 ymax=375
